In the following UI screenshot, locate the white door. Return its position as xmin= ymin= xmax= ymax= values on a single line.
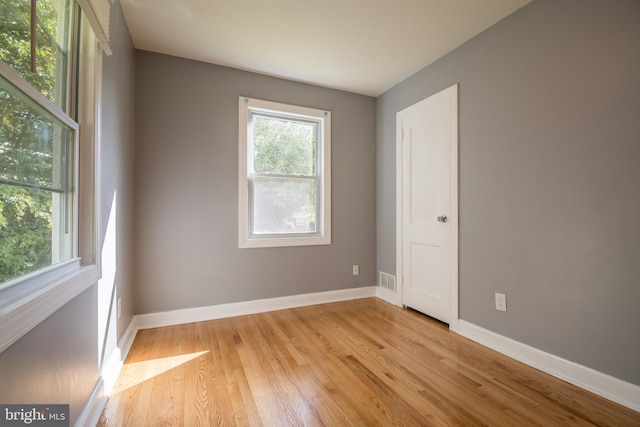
xmin=397 ymin=85 xmax=457 ymax=324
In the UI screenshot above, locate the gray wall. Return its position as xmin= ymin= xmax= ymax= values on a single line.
xmin=134 ymin=53 xmax=377 ymax=314
xmin=101 ymin=0 xmax=136 ymax=343
xmin=377 ymin=0 xmax=640 ymax=385
xmin=0 ymin=1 xmax=136 ymax=423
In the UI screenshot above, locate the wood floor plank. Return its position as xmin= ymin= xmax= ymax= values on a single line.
xmin=98 ymin=298 xmax=640 ymax=426
xmin=215 ymin=319 xmax=260 ymax=426
xmin=277 ymin=310 xmax=397 ymax=426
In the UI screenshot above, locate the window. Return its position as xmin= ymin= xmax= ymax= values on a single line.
xmin=0 ymin=0 xmax=79 ymax=285
xmin=0 ymin=0 xmax=105 ymax=354
xmin=239 ymin=97 xmax=331 ymax=248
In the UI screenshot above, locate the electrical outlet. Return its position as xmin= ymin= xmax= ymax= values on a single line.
xmin=352 ymin=265 xmax=359 ymax=276
xmin=117 ymin=297 xmax=122 ymax=319
xmin=495 ymin=293 xmax=507 ymax=312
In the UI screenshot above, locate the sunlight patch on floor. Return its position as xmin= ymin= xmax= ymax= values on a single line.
xmin=113 ymin=351 xmax=209 ymax=393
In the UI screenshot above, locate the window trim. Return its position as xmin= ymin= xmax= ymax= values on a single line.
xmin=239 ymin=97 xmax=331 ymax=248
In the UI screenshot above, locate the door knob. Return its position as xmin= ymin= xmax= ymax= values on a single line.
xmin=437 ymin=215 xmax=448 ymax=223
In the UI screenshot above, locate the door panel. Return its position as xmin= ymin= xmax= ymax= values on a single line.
xmin=398 ymin=85 xmax=457 ymax=324
xmin=410 ymin=243 xmax=441 ymax=298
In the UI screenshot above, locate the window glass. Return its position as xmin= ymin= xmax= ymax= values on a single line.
xmin=252 ymin=175 xmax=318 ymax=235
xmin=252 ymin=114 xmax=317 ymax=176
xmin=0 ymin=0 xmax=72 ymax=111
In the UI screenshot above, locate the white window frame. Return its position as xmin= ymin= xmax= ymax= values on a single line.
xmin=0 ymin=11 xmax=102 ymax=353
xmin=239 ymin=97 xmax=331 ymax=248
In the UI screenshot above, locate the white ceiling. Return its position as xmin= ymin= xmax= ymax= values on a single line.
xmin=120 ymin=0 xmax=532 ymax=97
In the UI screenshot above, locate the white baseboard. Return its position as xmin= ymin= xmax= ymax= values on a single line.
xmin=456 ymin=320 xmax=640 ymax=413
xmin=101 ymin=318 xmax=139 ymax=395
xmin=76 ymin=317 xmax=141 ymax=427
xmin=74 ymin=378 xmax=105 ymax=427
xmin=375 ymin=285 xmax=399 ymax=306
xmin=101 ymin=348 xmax=122 ymax=396
xmin=135 ymin=286 xmax=377 ymax=330
xmin=117 ymin=316 xmax=140 ymax=370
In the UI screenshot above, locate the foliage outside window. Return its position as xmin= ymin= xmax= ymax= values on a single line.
xmin=0 ymin=0 xmax=72 ymax=110
xmin=239 ymin=97 xmax=331 ymax=248
xmin=0 ymin=0 xmax=77 ymax=284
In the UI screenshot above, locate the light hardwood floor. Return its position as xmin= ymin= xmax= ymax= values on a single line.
xmin=98 ymin=298 xmax=640 ymax=426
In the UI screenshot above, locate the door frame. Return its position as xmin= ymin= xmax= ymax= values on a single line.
xmin=395 ymin=84 xmax=459 ymax=331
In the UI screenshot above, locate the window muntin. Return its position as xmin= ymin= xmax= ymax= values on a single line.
xmin=240 ymin=97 xmax=331 ymax=248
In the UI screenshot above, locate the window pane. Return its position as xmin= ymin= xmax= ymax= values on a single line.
xmin=0 ymin=0 xmax=72 ymax=110
xmin=0 ymin=76 xmax=69 ymax=191
xmin=1 ymin=187 xmax=49 ymax=281
xmin=252 ymin=114 xmax=317 ymax=176
xmin=252 ymin=175 xmax=317 ymax=235
xmin=0 ymin=73 xmax=74 ymax=283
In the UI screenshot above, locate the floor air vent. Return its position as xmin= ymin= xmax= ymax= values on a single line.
xmin=379 ymin=272 xmax=396 ymax=292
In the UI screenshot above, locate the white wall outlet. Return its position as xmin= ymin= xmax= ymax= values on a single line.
xmin=495 ymin=293 xmax=507 ymax=312
xmin=352 ymin=265 xmax=359 ymax=276
xmin=117 ymin=297 xmax=122 ymax=319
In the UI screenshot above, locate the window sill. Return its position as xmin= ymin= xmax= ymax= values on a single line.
xmin=240 ymin=234 xmax=331 ymax=249
xmin=0 ymin=262 xmax=99 ymax=353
